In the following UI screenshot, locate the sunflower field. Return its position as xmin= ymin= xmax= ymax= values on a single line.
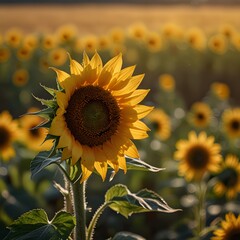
xmin=1 ymin=11 xmax=240 ymax=240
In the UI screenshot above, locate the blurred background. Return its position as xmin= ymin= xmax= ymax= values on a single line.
xmin=1 ymin=1 xmax=240 ymax=239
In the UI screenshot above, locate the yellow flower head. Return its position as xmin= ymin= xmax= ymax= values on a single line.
xmin=219 ymin=24 xmax=236 ymax=39
xmin=12 ymin=68 xmax=29 ymax=87
xmin=48 ymin=47 xmax=68 ymax=66
xmin=5 ymin=28 xmax=23 ymax=48
xmin=19 ymin=108 xmax=52 ymax=152
xmin=211 ymin=82 xmax=230 ymax=100
xmin=128 ymin=23 xmax=147 ymax=41
xmin=158 ymin=74 xmax=175 ymax=92
xmin=146 ymin=108 xmax=171 ymax=141
xmin=0 ymin=111 xmax=19 ymax=161
xmin=222 ymin=108 xmax=240 ymax=139
xmin=48 ymin=52 xmax=153 ymax=181
xmin=174 ymin=131 xmax=222 ymax=181
xmin=208 ymin=34 xmax=227 ymax=54
xmin=109 ymin=27 xmax=125 ymax=44
xmin=56 ymin=24 xmax=77 ymax=44
xmin=211 ymin=213 xmax=240 ymax=240
xmin=231 ymin=32 xmax=240 ymax=51
xmin=0 ymin=46 xmax=10 ymax=63
xmin=23 ymin=34 xmax=39 ymax=50
xmin=41 ymin=34 xmax=58 ymax=50
xmin=81 ymin=35 xmax=98 ymax=54
xmin=161 ymin=22 xmax=183 ymax=41
xmin=185 ymin=27 xmax=206 ymax=51
xmin=189 ymin=102 xmax=212 ymax=128
xmin=97 ymin=35 xmax=111 ymax=51
xmin=214 ymin=155 xmax=240 ymax=199
xmin=17 ymin=46 xmax=33 ymax=61
xmin=145 ymin=32 xmax=162 ymax=52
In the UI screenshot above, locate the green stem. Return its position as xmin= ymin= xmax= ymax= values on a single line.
xmin=87 ymin=202 xmax=110 ymax=240
xmin=71 ymin=179 xmax=87 ymax=240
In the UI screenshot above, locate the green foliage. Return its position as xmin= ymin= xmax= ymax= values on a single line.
xmin=105 ymin=184 xmax=180 ymax=218
xmin=4 ymin=209 xmax=75 ymax=240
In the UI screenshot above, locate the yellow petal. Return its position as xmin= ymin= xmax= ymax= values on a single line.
xmin=50 ymin=67 xmax=70 ymax=87
xmin=57 ymin=131 xmax=71 ymax=148
xmin=68 ymin=54 xmax=83 ymax=74
xmin=118 ymin=154 xmax=127 ymax=173
xmin=56 ymin=91 xmax=68 ymax=110
xmin=134 ymin=105 xmax=154 ymax=119
xmin=62 ymin=147 xmax=72 ymax=160
xmin=125 ymin=120 xmax=150 ymax=131
xmin=82 ymin=51 xmax=90 ymax=67
xmin=121 ymin=89 xmax=150 ymax=106
xmin=93 ymin=147 xmax=108 ymax=181
xmin=71 ymin=141 xmax=83 ymax=165
xmin=90 ymin=52 xmax=103 ymax=71
xmin=124 ymin=140 xmax=140 ymax=159
xmin=49 ymin=116 xmax=66 ymax=136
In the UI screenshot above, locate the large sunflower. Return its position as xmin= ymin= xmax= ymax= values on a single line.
xmin=211 ymin=213 xmax=240 ymax=240
xmin=222 ymin=108 xmax=240 ymax=139
xmin=214 ymin=155 xmax=240 ymax=199
xmin=48 ymin=52 xmax=153 ymax=181
xmin=0 ymin=111 xmax=19 ymax=161
xmin=174 ymin=131 xmax=222 ymax=181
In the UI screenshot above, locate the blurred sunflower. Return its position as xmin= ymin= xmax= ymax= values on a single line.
xmin=185 ymin=27 xmax=206 ymax=51
xmin=214 ymin=155 xmax=240 ymax=199
xmin=5 ymin=28 xmax=23 ymax=48
xmin=189 ymin=102 xmax=212 ymax=128
xmin=0 ymin=46 xmax=10 ymax=63
xmin=219 ymin=23 xmax=236 ymax=39
xmin=41 ymin=34 xmax=58 ymax=50
xmin=222 ymin=108 xmax=240 ymax=139
xmin=147 ymin=108 xmax=171 ymax=141
xmin=81 ymin=35 xmax=98 ymax=54
xmin=210 ymin=82 xmax=230 ymax=100
xmin=160 ymin=22 xmax=183 ymax=41
xmin=208 ymin=34 xmax=227 ymax=54
xmin=128 ymin=23 xmax=147 ymax=42
xmin=48 ymin=52 xmax=152 ymax=181
xmin=12 ymin=68 xmax=29 ymax=87
xmin=48 ymin=47 xmax=68 ymax=66
xmin=109 ymin=27 xmax=125 ymax=44
xmin=211 ymin=213 xmax=240 ymax=240
xmin=20 ymin=108 xmax=52 ymax=152
xmin=0 ymin=111 xmax=19 ymax=161
xmin=158 ymin=74 xmax=175 ymax=92
xmin=231 ymin=32 xmax=240 ymax=51
xmin=145 ymin=32 xmax=162 ymax=52
xmin=174 ymin=131 xmax=221 ymax=181
xmin=17 ymin=46 xmax=33 ymax=61
xmin=97 ymin=35 xmax=111 ymax=51
xmin=56 ymin=24 xmax=77 ymax=44
xmin=23 ymin=34 xmax=39 ymax=50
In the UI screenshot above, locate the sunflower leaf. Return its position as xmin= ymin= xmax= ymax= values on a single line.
xmin=23 ymin=107 xmax=56 ymax=120
xmin=111 ymin=231 xmax=146 ymax=240
xmin=126 ymin=157 xmax=165 ymax=172
xmin=4 ymin=209 xmax=75 ymax=240
xmin=40 ymin=83 xmax=56 ymax=96
xmin=105 ymin=184 xmax=180 ymax=218
xmin=31 ymin=151 xmax=62 ymax=178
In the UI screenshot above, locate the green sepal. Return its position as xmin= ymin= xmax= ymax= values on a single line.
xmin=105 ymin=184 xmax=180 ymax=218
xmin=31 ymin=119 xmax=51 ymax=130
xmin=32 ymin=94 xmax=58 ymax=108
xmin=4 ymin=209 xmax=75 ymax=240
xmin=40 ymin=83 xmax=57 ymax=97
xmin=23 ymin=107 xmax=56 ymax=120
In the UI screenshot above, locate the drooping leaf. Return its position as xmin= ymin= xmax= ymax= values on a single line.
xmin=111 ymin=231 xmax=146 ymax=240
xmin=32 ymin=94 xmax=58 ymax=108
xmin=4 ymin=209 xmax=75 ymax=240
xmin=30 ymin=119 xmax=51 ymax=130
xmin=105 ymin=184 xmax=180 ymax=218
xmin=126 ymin=157 xmax=165 ymax=172
xmin=31 ymin=151 xmax=62 ymax=178
xmin=40 ymin=83 xmax=57 ymax=97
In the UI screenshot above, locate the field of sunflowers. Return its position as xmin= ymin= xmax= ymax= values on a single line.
xmin=1 ymin=4 xmax=240 ymax=240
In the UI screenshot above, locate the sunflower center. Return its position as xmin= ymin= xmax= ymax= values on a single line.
xmin=196 ymin=112 xmax=205 ymax=121
xmin=152 ymin=121 xmax=161 ymax=131
xmin=231 ymin=120 xmax=240 ymax=130
xmin=226 ymin=230 xmax=240 ymax=240
xmin=65 ymin=85 xmax=120 ymax=147
xmin=221 ymin=168 xmax=238 ymax=188
xmin=30 ymin=126 xmax=41 ymax=138
xmin=186 ymin=145 xmax=209 ymax=170
xmin=0 ymin=126 xmax=11 ymax=149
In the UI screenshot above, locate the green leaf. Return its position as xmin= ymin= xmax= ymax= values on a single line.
xmin=4 ymin=209 xmax=75 ymax=240
xmin=105 ymin=184 xmax=180 ymax=218
xmin=111 ymin=231 xmax=146 ymax=240
xmin=31 ymin=151 xmax=62 ymax=178
xmin=24 ymin=107 xmax=56 ymax=120
xmin=126 ymin=157 xmax=165 ymax=172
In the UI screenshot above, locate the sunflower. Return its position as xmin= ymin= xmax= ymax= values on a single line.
xmin=109 ymin=27 xmax=125 ymax=44
xmin=214 ymin=155 xmax=240 ymax=199
xmin=5 ymin=28 xmax=23 ymax=48
xmin=23 ymin=34 xmax=39 ymax=50
xmin=222 ymin=108 xmax=240 ymax=139
xmin=210 ymin=82 xmax=230 ymax=100
xmin=47 ymin=52 xmax=152 ymax=181
xmin=146 ymin=108 xmax=171 ymax=141
xmin=12 ymin=68 xmax=29 ymax=87
xmin=0 ymin=46 xmax=10 ymax=63
xmin=231 ymin=33 xmax=240 ymax=51
xmin=81 ymin=35 xmax=98 ymax=54
xmin=128 ymin=23 xmax=147 ymax=42
xmin=160 ymin=22 xmax=183 ymax=41
xmin=185 ymin=27 xmax=206 ymax=51
xmin=189 ymin=102 xmax=212 ymax=128
xmin=56 ymin=24 xmax=77 ymax=44
xmin=0 ymin=111 xmax=19 ymax=161
xmin=158 ymin=74 xmax=175 ymax=92
xmin=211 ymin=213 xmax=240 ymax=240
xmin=20 ymin=108 xmax=52 ymax=152
xmin=174 ymin=131 xmax=222 ymax=181
xmin=208 ymin=34 xmax=227 ymax=54
xmin=17 ymin=46 xmax=33 ymax=61
xmin=97 ymin=35 xmax=111 ymax=51
xmin=48 ymin=47 xmax=67 ymax=66
xmin=145 ymin=32 xmax=162 ymax=52
xmin=41 ymin=34 xmax=59 ymax=50
xmin=219 ymin=24 xmax=236 ymax=39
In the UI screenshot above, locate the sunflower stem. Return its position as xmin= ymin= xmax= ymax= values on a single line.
xmin=87 ymin=202 xmax=110 ymax=240
xmin=72 ymin=178 xmax=87 ymax=240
